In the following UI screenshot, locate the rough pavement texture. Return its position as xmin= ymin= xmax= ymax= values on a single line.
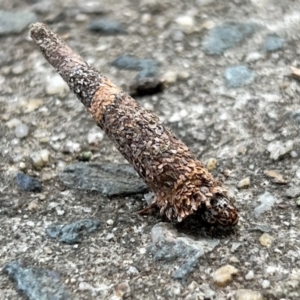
xmin=1 ymin=0 xmax=300 ymax=299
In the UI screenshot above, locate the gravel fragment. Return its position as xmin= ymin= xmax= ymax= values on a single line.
xmin=245 ymin=270 xmax=255 ymax=280
xmin=245 ymin=52 xmax=263 ymax=62
xmin=262 ymin=33 xmax=284 ymax=52
xmin=175 ymin=15 xmax=196 ymax=34
xmin=202 ymin=22 xmax=257 ymax=55
xmin=78 ymin=2 xmax=108 ymax=14
xmin=11 ymin=63 xmax=25 ymax=75
xmin=27 ymin=200 xmax=39 ymax=211
xmin=206 ymin=158 xmax=217 ymax=171
xmin=267 ymin=140 xmax=294 ymax=160
xmin=259 ymin=233 xmax=274 ymax=248
xmin=264 ymin=170 xmax=287 ymax=184
xmin=30 ymin=149 xmax=50 ymax=169
xmin=62 ymin=140 xmax=81 ymax=154
xmin=0 ymin=10 xmax=37 ymax=35
xmin=171 ymin=30 xmax=184 ymax=42
xmin=45 ymin=74 xmax=69 ymax=97
xmin=261 ymin=279 xmax=270 ymax=289
xmin=88 ymin=19 xmax=127 ymax=35
xmin=212 ymin=265 xmax=238 ymax=287
xmin=22 ymin=98 xmax=44 ymax=113
xmin=87 ymin=128 xmax=104 ymax=145
xmin=15 ymin=123 xmax=29 ymax=138
xmin=224 ymin=65 xmax=255 ymax=88
xmin=253 ymin=191 xmax=276 ymax=218
xmin=151 ymin=223 xmax=219 ymax=280
xmin=46 ymin=218 xmax=100 ymax=244
xmin=111 ymin=55 xmax=160 ymax=71
xmin=285 ymin=185 xmax=300 ymax=198
xmin=5 ymin=118 xmax=22 ymax=129
xmin=161 ymin=70 xmax=178 ymax=84
xmin=235 ymin=289 xmax=264 ymax=300
xmin=59 ymin=162 xmax=148 ymax=196
xmin=237 ymin=177 xmax=250 ymax=189
xmin=2 ymin=261 xmax=70 ymax=300
xmin=79 ymin=151 xmax=92 ymax=161
xmin=15 ymin=172 xmax=42 ymax=192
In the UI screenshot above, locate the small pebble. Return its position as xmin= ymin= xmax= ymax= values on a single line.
xmin=261 ymin=279 xmax=270 ymax=289
xmin=127 ymin=266 xmax=139 ymax=275
xmin=178 ymin=71 xmax=190 ymax=80
xmin=237 ymin=146 xmax=247 ymax=155
xmin=175 ymin=15 xmax=195 ymax=34
xmin=111 ymin=55 xmax=159 ymax=71
xmin=237 ymin=177 xmax=250 ymax=189
xmin=253 ymin=192 xmax=275 ymax=218
xmin=11 ymin=63 xmax=25 ymax=75
xmin=295 ymin=168 xmax=300 ymax=179
xmin=22 ymin=99 xmax=43 ymax=113
xmin=3 ymin=262 xmax=70 ymax=299
xmin=171 ymin=30 xmax=184 ymax=42
xmin=202 ymin=22 xmax=256 ymax=55
xmin=286 ymin=186 xmax=300 ymax=198
xmin=19 ymin=162 xmax=26 ymax=170
xmin=78 ymin=2 xmax=108 ymax=14
xmin=245 ymin=52 xmax=263 ymax=62
xmin=75 ymin=14 xmax=88 ymax=22
xmin=15 ymin=123 xmax=29 ymax=138
xmin=212 ymin=265 xmax=238 ymax=287
xmin=161 ymin=71 xmax=178 ymax=85
xmin=262 ymin=33 xmax=284 ymax=52
xmin=245 ymin=270 xmax=254 ymax=280
xmin=79 ymin=151 xmax=92 ymax=161
xmin=15 ymin=172 xmax=42 ymax=192
xmin=206 ymin=158 xmax=217 ymax=171
xmin=78 ymin=282 xmax=94 ymax=291
xmin=264 ymin=170 xmax=287 ymax=184
xmin=296 ymin=197 xmax=300 ymax=207
xmin=224 ymin=65 xmax=255 ymax=88
xmin=106 ymin=219 xmax=114 ymax=226
xmin=141 ymin=13 xmax=151 ymax=25
xmin=56 ymin=208 xmax=65 ymax=216
xmin=88 ymin=19 xmax=127 ymax=35
xmin=44 ymin=246 xmax=52 ymax=255
xmin=106 ymin=233 xmax=115 ymax=241
xmin=267 ymin=140 xmax=293 ymax=160
xmin=46 ymin=219 xmax=100 ymax=244
xmin=30 ymin=149 xmax=50 ymax=169
xmin=6 ymin=118 xmax=22 ymax=129
xmin=259 ymin=233 xmax=274 ymax=248
xmin=235 ymin=289 xmax=264 ymax=300
xmin=27 ymin=200 xmax=39 ymax=211
xmin=46 ymin=74 xmax=69 ymax=97
xmin=231 ymin=242 xmax=241 ymax=252
xmin=62 ymin=140 xmax=81 ymax=154
xmin=87 ymin=128 xmax=104 ymax=145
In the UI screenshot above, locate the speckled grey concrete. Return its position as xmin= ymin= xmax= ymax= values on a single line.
xmin=1 ymin=0 xmax=300 ymax=299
